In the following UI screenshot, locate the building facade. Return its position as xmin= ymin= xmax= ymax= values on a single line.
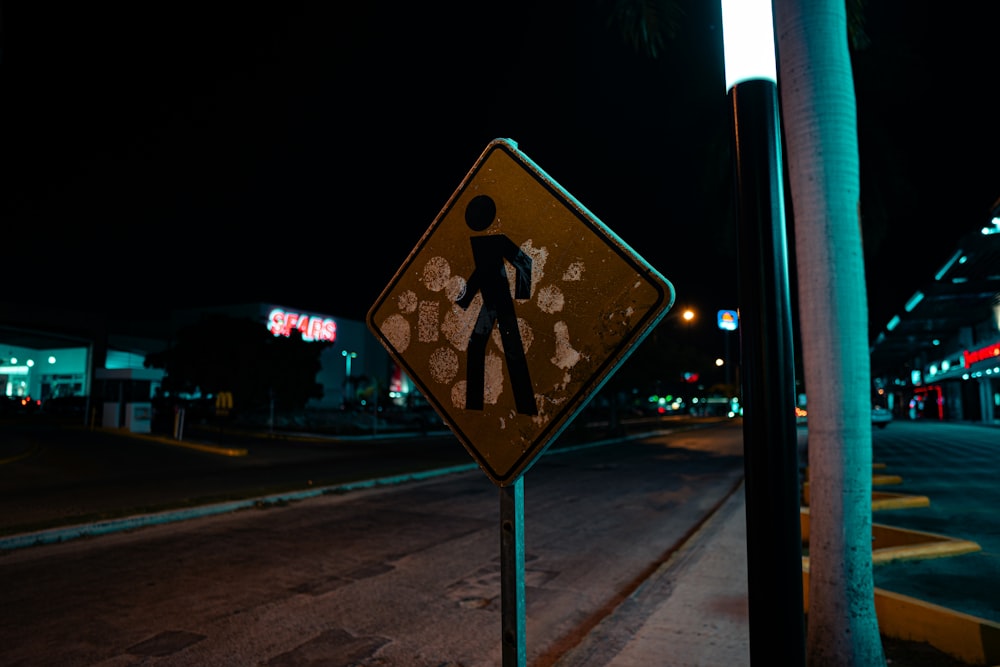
xmin=0 ymin=301 xmax=418 ymax=429
xmin=870 ymin=215 xmax=1000 ymax=426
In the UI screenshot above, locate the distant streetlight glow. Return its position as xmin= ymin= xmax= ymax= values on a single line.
xmin=342 ymin=350 xmax=357 ymax=377
xmin=682 ymin=309 xmax=695 ymax=322
xmin=720 ymin=0 xmax=777 ymax=91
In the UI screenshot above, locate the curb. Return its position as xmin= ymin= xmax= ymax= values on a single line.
xmin=0 ymin=463 xmax=480 ymax=552
xmin=801 ymin=564 xmax=1000 ymax=665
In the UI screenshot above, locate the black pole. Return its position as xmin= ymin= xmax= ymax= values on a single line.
xmin=728 ymin=78 xmax=806 ymax=665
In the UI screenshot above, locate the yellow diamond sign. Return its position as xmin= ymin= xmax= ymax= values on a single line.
xmin=368 ymin=138 xmax=675 ymax=486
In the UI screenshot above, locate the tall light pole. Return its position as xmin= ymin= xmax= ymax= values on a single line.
xmin=342 ymin=351 xmax=358 ymax=408
xmin=342 ymin=350 xmax=357 ymax=378
xmin=721 ymin=0 xmax=805 ymax=664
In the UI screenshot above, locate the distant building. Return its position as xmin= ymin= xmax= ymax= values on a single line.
xmin=869 ymin=221 xmax=1000 ymax=424
xmin=167 ymin=302 xmax=395 ymax=409
xmin=0 ymin=301 xmax=419 ymax=428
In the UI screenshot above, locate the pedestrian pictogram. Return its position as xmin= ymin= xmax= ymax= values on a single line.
xmin=457 ymin=194 xmax=537 ymax=416
xmin=367 ymin=138 xmax=675 ymax=486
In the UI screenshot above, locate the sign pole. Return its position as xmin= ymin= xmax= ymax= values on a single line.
xmin=500 ymin=476 xmax=526 ymax=667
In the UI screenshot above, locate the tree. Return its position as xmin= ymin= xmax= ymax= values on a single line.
xmin=773 ymin=0 xmax=886 ymax=664
xmin=145 ymin=313 xmax=327 ymax=416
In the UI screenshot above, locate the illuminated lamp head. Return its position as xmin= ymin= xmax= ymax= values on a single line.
xmin=720 ymin=0 xmax=777 ymax=92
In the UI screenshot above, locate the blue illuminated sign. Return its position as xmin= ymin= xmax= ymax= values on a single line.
xmin=718 ymin=310 xmax=738 ymax=331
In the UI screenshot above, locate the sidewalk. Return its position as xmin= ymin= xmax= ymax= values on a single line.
xmin=554 ymin=481 xmax=750 ymax=666
xmin=552 ymin=480 xmax=998 ymax=667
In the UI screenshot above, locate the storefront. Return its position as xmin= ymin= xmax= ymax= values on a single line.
xmin=1 ymin=345 xmax=89 ymax=405
xmin=962 ymin=340 xmax=1000 ymax=423
xmin=869 ymin=218 xmax=1000 ymax=427
xmin=918 ymin=338 xmax=1000 ymax=423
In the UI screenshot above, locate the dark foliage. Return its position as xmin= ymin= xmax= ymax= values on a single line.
xmin=145 ymin=313 xmax=328 ymax=414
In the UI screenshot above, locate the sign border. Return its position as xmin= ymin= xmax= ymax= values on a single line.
xmin=368 ymin=138 xmax=675 ymax=485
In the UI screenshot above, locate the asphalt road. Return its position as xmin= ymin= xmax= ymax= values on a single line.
xmin=862 ymin=420 xmax=1000 ymax=624
xmin=0 ymin=419 xmax=746 ymax=666
xmin=0 ymin=418 xmax=480 ymax=536
xmin=1 ymin=416 xmax=996 ymax=666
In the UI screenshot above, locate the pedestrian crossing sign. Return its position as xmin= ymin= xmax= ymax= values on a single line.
xmin=368 ymin=138 xmax=675 ymax=486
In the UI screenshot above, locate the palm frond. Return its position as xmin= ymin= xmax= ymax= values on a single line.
xmin=600 ymin=0 xmax=685 ymax=60
xmin=847 ymin=0 xmax=870 ymax=51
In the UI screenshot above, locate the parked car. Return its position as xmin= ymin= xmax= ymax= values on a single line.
xmin=795 ymin=405 xmax=808 ymax=424
xmin=1 ymin=395 xmax=41 ymax=415
xmin=794 ymin=404 xmax=893 ymax=429
xmin=872 ymin=405 xmax=893 ymax=429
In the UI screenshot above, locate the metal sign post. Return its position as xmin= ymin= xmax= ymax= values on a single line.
xmin=500 ymin=477 xmax=526 ymax=667
xmin=368 ymin=138 xmax=675 ymax=664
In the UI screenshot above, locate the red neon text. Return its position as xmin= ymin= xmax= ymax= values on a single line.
xmin=268 ymin=309 xmax=337 ymax=343
xmin=963 ymin=343 xmax=1000 ymax=367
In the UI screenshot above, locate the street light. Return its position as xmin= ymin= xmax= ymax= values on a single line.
xmin=342 ymin=350 xmax=357 ymax=377
xmin=721 ymin=0 xmax=805 ymax=663
xmin=721 ymin=0 xmax=776 ymax=91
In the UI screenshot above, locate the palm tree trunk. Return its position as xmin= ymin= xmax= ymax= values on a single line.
xmin=772 ymin=0 xmax=885 ymax=665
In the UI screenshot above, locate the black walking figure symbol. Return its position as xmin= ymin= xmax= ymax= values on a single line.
xmin=455 ymin=194 xmax=537 ymax=415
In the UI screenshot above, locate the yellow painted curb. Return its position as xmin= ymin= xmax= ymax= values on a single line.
xmin=802 ymin=482 xmax=918 ymax=508
xmin=94 ymin=427 xmax=248 ymax=457
xmin=801 ymin=508 xmax=992 ymax=664
xmin=166 ymin=441 xmax=249 ymax=457
xmin=873 ymin=588 xmax=1000 ymax=666
xmin=871 ymin=522 xmax=981 ymax=564
xmin=0 ymin=448 xmax=37 ymax=465
xmin=801 ymin=563 xmax=1000 ymax=665
xmin=871 ymin=492 xmax=930 ymax=511
xmin=872 ymin=473 xmax=904 ymax=486
xmin=803 ymin=463 xmax=891 ymax=480
xmin=801 ymin=509 xmax=982 ymax=563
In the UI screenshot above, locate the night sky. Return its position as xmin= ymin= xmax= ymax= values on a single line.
xmin=4 ymin=1 xmax=999 ymax=350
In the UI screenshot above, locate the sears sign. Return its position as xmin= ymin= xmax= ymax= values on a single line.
xmin=267 ymin=308 xmax=337 ymax=343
